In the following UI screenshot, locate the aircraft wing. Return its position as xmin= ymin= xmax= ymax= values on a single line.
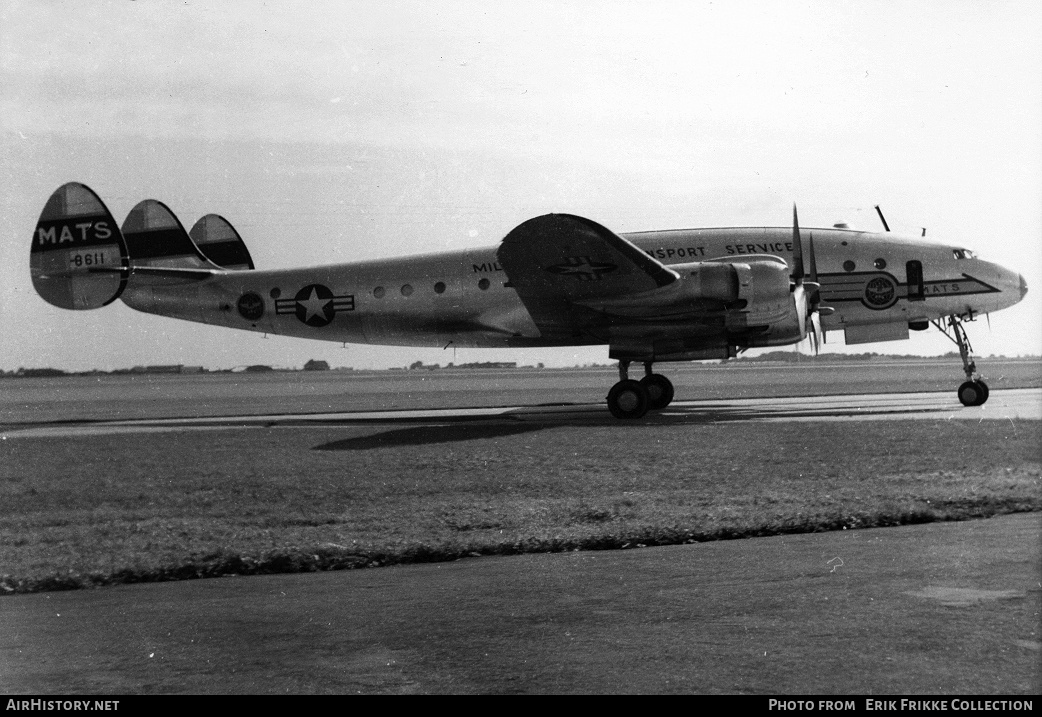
xmin=497 ymin=214 xmax=679 ymax=339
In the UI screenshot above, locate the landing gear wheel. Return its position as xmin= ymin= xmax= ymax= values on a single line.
xmin=958 ymin=380 xmax=988 ymax=407
xmin=640 ymin=374 xmax=675 ymax=410
xmin=974 ymin=380 xmax=989 ymax=405
xmin=607 ymin=379 xmax=650 ymax=419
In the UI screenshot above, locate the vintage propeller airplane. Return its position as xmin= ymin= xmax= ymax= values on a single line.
xmin=30 ymin=182 xmax=1027 ymax=418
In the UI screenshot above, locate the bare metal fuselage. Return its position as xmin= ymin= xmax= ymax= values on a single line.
xmin=121 ymin=226 xmax=1024 ymax=354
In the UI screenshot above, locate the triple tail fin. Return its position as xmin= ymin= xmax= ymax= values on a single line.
xmin=30 ymin=183 xmax=129 ymax=310
xmin=30 ymin=184 xmax=249 ymax=311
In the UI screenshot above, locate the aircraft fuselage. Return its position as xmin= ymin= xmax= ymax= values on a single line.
xmin=120 ymin=226 xmax=1025 ymax=354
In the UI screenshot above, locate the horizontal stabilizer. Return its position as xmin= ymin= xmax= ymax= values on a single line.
xmin=30 ymin=183 xmax=129 ymax=310
xmin=189 ymin=214 xmax=254 ymax=270
xmin=121 ymin=200 xmax=218 ymax=270
xmin=86 ymin=265 xmax=218 ymax=282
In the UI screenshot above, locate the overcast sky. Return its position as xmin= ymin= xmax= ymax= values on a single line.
xmin=2 ymin=0 xmax=1040 ymax=371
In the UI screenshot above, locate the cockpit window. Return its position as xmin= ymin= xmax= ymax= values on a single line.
xmin=953 ymin=249 xmax=976 ymax=260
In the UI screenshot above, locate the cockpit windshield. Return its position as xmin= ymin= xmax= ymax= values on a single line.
xmin=952 ymin=249 xmax=976 ymax=260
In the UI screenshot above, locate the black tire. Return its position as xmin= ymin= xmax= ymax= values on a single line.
xmin=974 ymin=380 xmax=990 ymax=405
xmin=640 ymin=374 xmax=675 ymax=410
xmin=958 ymin=380 xmax=985 ymax=407
xmin=607 ymin=379 xmax=649 ymax=419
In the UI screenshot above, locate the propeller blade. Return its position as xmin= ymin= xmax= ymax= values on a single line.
xmin=792 ymin=204 xmax=805 ymax=282
xmin=808 ymin=233 xmax=818 ymax=284
xmin=807 ymin=232 xmax=822 ymax=310
xmin=792 ymin=283 xmax=808 ymax=330
xmin=810 ymin=312 xmax=822 ymax=355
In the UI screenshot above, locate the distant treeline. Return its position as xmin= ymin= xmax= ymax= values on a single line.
xmin=4 ymin=352 xmax=1037 ymax=378
xmin=406 ymin=361 xmax=525 ymax=370
xmin=734 ymin=351 xmax=977 ymax=363
xmin=3 ymin=365 xmax=343 ymax=378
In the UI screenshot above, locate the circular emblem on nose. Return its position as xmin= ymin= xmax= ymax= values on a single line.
xmin=863 ymin=276 xmax=898 ymax=309
xmin=237 ymin=292 xmax=265 ymax=321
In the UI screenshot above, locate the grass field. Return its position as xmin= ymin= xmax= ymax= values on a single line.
xmin=2 ymin=416 xmax=1039 ymax=594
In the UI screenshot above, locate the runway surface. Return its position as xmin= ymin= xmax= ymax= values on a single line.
xmin=3 ymin=384 xmax=1039 ymax=694
xmin=4 ymin=388 xmax=1040 ymax=439
xmin=2 ymin=513 xmax=1038 ymax=694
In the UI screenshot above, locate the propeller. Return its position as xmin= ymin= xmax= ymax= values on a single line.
xmin=791 ymin=205 xmax=832 ymax=354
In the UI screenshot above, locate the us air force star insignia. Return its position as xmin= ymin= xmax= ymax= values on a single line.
xmin=275 ymin=284 xmax=355 ymax=327
xmin=299 ymin=287 xmax=332 ymax=323
xmin=546 ymin=256 xmax=618 ymax=281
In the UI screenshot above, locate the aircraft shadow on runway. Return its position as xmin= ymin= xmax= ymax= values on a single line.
xmin=309 ymin=401 xmax=954 ymax=449
xmin=313 ymin=422 xmax=549 ymax=451
xmin=503 ymin=402 xmax=951 ymax=425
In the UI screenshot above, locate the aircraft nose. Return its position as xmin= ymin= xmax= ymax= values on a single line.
xmin=1020 ymin=274 xmax=1029 ymax=299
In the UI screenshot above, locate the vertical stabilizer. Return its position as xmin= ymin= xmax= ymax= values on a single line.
xmin=30 ymin=183 xmax=129 ymax=310
xmin=121 ymin=200 xmax=217 ymax=269
xmin=189 ymin=214 xmax=255 ymax=270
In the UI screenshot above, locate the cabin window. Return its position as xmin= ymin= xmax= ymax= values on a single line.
xmin=373 ymin=286 xmax=385 ymax=299
xmin=843 ymin=260 xmax=856 ymax=272
xmin=478 ymin=278 xmax=490 ymax=291
xmin=401 ymin=284 xmax=414 ymax=297
xmin=434 ymin=282 xmax=446 ymax=294
xmin=906 ymin=260 xmax=924 ymax=301
xmin=953 ymin=249 xmax=975 ymax=260
xmin=874 ymin=258 xmax=887 ymax=269
xmin=270 ymin=288 xmax=281 ymax=299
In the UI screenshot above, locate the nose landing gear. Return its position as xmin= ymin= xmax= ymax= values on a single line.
xmin=606 ymin=361 xmax=675 ymax=418
xmin=933 ymin=314 xmax=989 ymax=406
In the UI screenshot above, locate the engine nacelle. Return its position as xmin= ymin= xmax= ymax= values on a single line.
xmin=670 ymin=258 xmax=791 ymax=309
xmin=680 ymin=257 xmax=804 ymax=346
xmin=578 ymin=256 xmax=794 ymax=322
xmin=669 ymin=261 xmax=741 ymax=302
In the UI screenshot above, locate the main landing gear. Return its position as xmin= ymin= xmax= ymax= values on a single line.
xmin=606 ymin=361 xmax=675 ymax=419
xmin=933 ymin=314 xmax=989 ymax=407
